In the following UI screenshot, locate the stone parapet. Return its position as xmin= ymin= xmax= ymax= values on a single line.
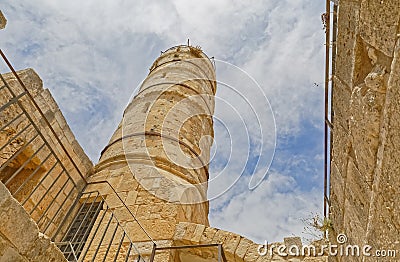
xmin=0 ymin=182 xmax=66 ymax=261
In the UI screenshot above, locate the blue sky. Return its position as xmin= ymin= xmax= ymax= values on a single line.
xmin=0 ymin=0 xmax=326 ymax=243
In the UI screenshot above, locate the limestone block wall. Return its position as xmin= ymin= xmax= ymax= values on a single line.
xmin=0 ymin=181 xmax=66 ymax=261
xmin=0 ymin=68 xmax=92 ymax=239
xmin=330 ymin=0 xmax=400 ymax=259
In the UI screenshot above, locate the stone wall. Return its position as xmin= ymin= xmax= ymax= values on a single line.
xmin=0 ymin=68 xmax=92 ymax=239
xmin=330 ymin=0 xmax=400 ymax=260
xmin=0 ymin=182 xmax=66 ymax=261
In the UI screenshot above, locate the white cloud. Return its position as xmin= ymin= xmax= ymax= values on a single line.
xmin=209 ymin=171 xmax=322 ymax=243
xmin=0 ymin=0 xmax=326 ymax=244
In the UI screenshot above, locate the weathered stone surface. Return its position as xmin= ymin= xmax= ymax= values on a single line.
xmin=364 ymin=39 xmax=400 ymax=254
xmin=303 ymin=258 xmax=328 ymax=262
xmin=344 ymin=160 xmax=370 ymax=224
xmin=284 ymin=237 xmax=302 ymax=250
xmin=0 ymin=183 xmax=66 ymax=261
xmin=0 ymin=10 xmax=6 ymax=29
xmin=330 ymin=1 xmax=400 ymax=261
xmin=244 ymin=243 xmax=262 ymax=261
xmin=236 ymin=237 xmax=253 ymax=260
xmin=349 ymin=64 xmax=387 ymax=181
xmin=0 ymin=235 xmax=27 ymax=262
xmin=331 ymin=123 xmax=350 ymax=181
xmin=335 ymin=0 xmax=361 ymax=88
xmin=332 ymin=77 xmax=352 ymax=131
xmin=0 ymin=68 xmax=92 ymax=239
xmin=200 ymin=225 xmax=218 ymax=244
xmin=359 ymin=0 xmax=400 ymax=57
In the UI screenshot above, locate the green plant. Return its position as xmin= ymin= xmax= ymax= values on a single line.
xmin=189 ymin=46 xmax=203 ymax=58
xmin=301 ymin=212 xmax=333 ymax=243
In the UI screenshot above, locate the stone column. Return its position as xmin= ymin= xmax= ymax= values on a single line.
xmin=90 ymin=45 xmax=216 ymax=260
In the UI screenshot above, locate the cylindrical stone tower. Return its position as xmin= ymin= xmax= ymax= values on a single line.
xmin=91 ymin=45 xmax=216 ymax=258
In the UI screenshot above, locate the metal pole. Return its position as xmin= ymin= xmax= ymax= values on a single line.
xmin=324 ymin=0 xmax=331 ymax=220
xmin=149 ymin=243 xmax=157 ymax=262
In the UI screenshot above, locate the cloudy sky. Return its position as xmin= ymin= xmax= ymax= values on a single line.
xmin=0 ymin=0 xmax=326 ymax=243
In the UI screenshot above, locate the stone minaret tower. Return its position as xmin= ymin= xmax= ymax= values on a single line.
xmin=89 ymin=45 xmax=216 ymax=260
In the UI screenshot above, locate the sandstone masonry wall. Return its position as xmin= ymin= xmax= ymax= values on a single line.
xmin=330 ymin=0 xmax=400 ymax=260
xmin=0 ymin=68 xmax=92 ymax=239
xmin=0 ymin=181 xmax=66 ymax=261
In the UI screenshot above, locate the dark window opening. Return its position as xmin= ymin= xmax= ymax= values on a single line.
xmin=59 ymin=201 xmax=103 ymax=261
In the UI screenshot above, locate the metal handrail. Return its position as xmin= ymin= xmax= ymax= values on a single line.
xmin=55 ymin=241 xmax=78 ymax=262
xmin=57 ymin=189 xmax=146 ymax=261
xmin=0 ymin=49 xmax=87 ymax=183
xmin=86 ymin=180 xmax=155 ymax=244
xmin=324 ymin=0 xmax=338 ymax=227
xmin=0 ymin=50 xmax=88 ymax=248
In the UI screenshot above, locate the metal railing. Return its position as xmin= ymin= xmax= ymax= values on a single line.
xmin=0 ymin=49 xmax=86 ymax=239
xmin=55 ymin=181 xmax=228 ymax=262
xmin=0 ymin=51 xmax=152 ymax=261
xmin=56 ymin=190 xmax=147 ymax=262
xmin=0 ymin=50 xmax=154 ymax=261
xmin=323 ymin=0 xmax=338 ymax=225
